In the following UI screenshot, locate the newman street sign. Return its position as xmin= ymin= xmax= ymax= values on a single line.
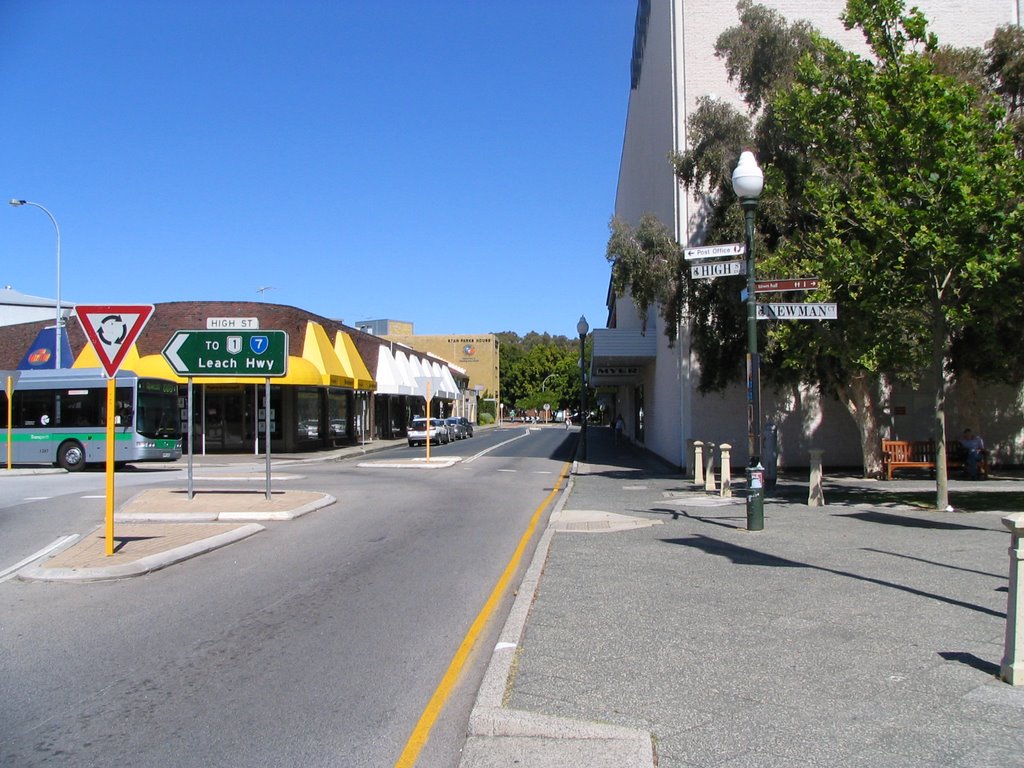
xmin=162 ymin=330 xmax=289 ymax=376
xmin=683 ymin=242 xmax=745 ymax=260
xmin=754 ymin=278 xmax=820 ymax=293
xmin=757 ymin=303 xmax=838 ymax=321
xmin=690 ymin=259 xmax=746 ymax=280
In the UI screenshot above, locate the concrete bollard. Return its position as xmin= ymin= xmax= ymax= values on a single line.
xmin=693 ymin=441 xmax=705 ymax=486
xmin=808 ymin=449 xmax=825 ymax=506
xmin=719 ymin=443 xmax=732 ymax=498
xmin=705 ymin=443 xmax=716 ymax=492
xmin=1001 ymin=513 xmax=1024 ymax=685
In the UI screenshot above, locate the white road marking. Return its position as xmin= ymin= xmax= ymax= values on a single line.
xmin=81 ymin=495 xmax=105 ymax=499
xmin=463 ymin=428 xmax=531 ymax=464
xmin=497 ymin=469 xmax=517 ymax=473
xmin=23 ymin=496 xmax=51 ymax=501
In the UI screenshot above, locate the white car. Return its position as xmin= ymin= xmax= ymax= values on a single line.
xmin=407 ymin=417 xmax=450 ymax=447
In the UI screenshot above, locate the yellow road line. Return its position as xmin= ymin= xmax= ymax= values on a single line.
xmin=394 ymin=461 xmax=571 ymax=767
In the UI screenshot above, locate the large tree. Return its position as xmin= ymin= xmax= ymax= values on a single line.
xmin=765 ymin=0 xmax=1024 ymax=505
xmin=654 ymin=1 xmax=1024 ymax=498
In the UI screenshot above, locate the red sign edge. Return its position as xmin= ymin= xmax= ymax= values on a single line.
xmin=75 ymin=304 xmax=155 ymax=377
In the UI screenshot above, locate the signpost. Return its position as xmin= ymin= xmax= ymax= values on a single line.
xmin=3 ymin=371 xmax=20 ymax=471
xmin=76 ymin=304 xmax=156 ymax=556
xmin=755 ymin=278 xmax=820 ymax=293
xmin=684 ymin=242 xmax=745 ymax=260
xmin=757 ymin=303 xmax=838 ymax=321
xmin=162 ymin=330 xmax=289 ymax=501
xmin=162 ymin=330 xmax=288 ymax=377
xmin=691 ymin=260 xmax=746 ymax=280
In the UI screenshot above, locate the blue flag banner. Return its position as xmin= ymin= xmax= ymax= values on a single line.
xmin=17 ymin=326 xmax=73 ymax=369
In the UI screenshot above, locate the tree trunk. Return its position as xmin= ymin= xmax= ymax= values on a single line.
xmin=832 ymin=370 xmax=886 ymax=478
xmin=932 ymin=296 xmax=950 ymax=511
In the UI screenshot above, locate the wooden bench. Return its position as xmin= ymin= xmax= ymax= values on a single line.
xmin=881 ymin=439 xmax=987 ymax=480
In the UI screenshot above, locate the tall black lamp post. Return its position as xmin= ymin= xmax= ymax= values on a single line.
xmin=576 ymin=315 xmax=589 ymax=461
xmin=732 ymin=150 xmax=764 ymax=531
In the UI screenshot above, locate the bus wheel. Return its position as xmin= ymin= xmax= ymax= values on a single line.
xmin=57 ymin=441 xmax=86 ymax=472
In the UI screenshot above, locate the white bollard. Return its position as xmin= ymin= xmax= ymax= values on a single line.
xmin=1002 ymin=513 xmax=1024 ymax=685
xmin=705 ymin=443 xmax=716 ymax=492
xmin=808 ymin=449 xmax=825 ymax=507
xmin=719 ymin=443 xmax=732 ymax=498
xmin=693 ymin=441 xmax=705 ymax=486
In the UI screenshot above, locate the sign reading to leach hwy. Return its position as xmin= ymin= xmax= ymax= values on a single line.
xmin=162 ymin=330 xmax=289 ymax=376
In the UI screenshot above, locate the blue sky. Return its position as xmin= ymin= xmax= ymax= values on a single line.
xmin=1 ymin=1 xmax=636 ymax=339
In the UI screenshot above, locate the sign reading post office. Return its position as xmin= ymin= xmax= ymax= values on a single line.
xmin=162 ymin=330 xmax=289 ymax=376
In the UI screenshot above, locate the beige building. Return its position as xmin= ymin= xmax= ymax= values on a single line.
xmin=384 ymin=333 xmax=500 ymax=401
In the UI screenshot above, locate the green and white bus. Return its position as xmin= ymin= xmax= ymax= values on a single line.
xmin=1 ymin=369 xmax=182 ymax=471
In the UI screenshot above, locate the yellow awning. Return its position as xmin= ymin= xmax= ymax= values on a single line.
xmin=334 ymin=331 xmax=377 ymax=391
xmin=302 ymin=322 xmax=355 ymax=388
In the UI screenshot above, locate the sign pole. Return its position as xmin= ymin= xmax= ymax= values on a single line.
xmin=105 ymin=377 xmax=117 ymax=556
xmin=264 ymin=377 xmax=271 ymax=501
xmin=6 ymin=375 xmax=13 ymax=471
xmin=425 ymin=381 xmax=432 ymax=462
xmin=187 ymin=377 xmax=194 ymax=500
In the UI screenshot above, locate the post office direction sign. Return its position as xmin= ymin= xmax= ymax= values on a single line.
xmin=684 ymin=242 xmax=745 ymax=260
xmin=163 ymin=330 xmax=289 ymax=376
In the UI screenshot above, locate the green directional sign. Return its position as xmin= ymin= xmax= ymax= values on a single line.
xmin=162 ymin=330 xmax=289 ymax=377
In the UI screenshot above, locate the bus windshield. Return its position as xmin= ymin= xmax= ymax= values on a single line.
xmin=135 ymin=379 xmax=181 ymax=439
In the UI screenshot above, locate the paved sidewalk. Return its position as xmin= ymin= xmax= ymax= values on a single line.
xmin=462 ymin=427 xmax=1024 ymax=767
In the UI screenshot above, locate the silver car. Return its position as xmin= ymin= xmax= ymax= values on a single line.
xmin=407 ymin=417 xmax=450 ymax=447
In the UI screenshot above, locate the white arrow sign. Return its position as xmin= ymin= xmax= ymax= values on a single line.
xmin=684 ymin=242 xmax=745 ymax=260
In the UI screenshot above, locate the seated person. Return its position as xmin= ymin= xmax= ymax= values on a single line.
xmin=958 ymin=428 xmax=986 ymax=480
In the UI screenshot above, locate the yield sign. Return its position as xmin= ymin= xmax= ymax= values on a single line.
xmin=76 ymin=304 xmax=155 ymax=377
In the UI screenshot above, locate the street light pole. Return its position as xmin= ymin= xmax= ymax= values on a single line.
xmin=576 ymin=315 xmax=589 ymax=461
xmin=732 ymin=151 xmax=764 ymax=531
xmin=10 ymin=200 xmax=62 ymax=369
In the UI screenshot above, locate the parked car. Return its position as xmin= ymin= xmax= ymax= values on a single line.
xmin=407 ymin=417 xmax=450 ymax=447
xmin=444 ymin=417 xmax=466 ymax=440
xmin=456 ymin=416 xmax=473 ymax=437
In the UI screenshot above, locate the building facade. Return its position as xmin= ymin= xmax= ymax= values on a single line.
xmin=598 ymin=0 xmax=1024 ymax=471
xmin=0 ymin=301 xmax=467 ymax=453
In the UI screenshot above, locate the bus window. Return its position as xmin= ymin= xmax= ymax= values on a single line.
xmin=14 ymin=390 xmax=56 ymax=428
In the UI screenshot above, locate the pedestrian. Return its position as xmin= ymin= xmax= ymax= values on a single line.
xmin=614 ymin=414 xmax=624 ymax=445
xmin=565 ymin=411 xmax=572 ymax=430
xmin=959 ymin=428 xmax=986 ymax=480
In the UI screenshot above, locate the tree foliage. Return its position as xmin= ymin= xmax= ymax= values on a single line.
xmin=616 ymin=0 xmax=1024 ymax=486
xmin=495 ymin=330 xmax=588 ymax=413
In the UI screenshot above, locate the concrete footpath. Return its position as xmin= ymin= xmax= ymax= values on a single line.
xmin=461 ymin=427 xmax=1024 ymax=767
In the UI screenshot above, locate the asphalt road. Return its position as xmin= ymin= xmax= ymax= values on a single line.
xmin=0 ymin=425 xmax=576 ymax=767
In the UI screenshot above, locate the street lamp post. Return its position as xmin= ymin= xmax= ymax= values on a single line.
xmin=732 ymin=150 xmax=764 ymax=531
xmin=576 ymin=315 xmax=589 ymax=461
xmin=9 ymin=200 xmax=62 ymax=370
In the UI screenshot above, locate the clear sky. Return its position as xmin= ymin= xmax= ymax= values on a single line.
xmin=1 ymin=1 xmax=636 ymax=340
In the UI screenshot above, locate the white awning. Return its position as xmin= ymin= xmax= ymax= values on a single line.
xmin=374 ymin=346 xmax=414 ymax=395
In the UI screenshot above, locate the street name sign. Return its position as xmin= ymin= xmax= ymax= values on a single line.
xmin=76 ymin=304 xmax=155 ymax=377
xmin=206 ymin=317 xmax=260 ymax=330
xmin=691 ymin=259 xmax=746 ymax=280
xmin=684 ymin=242 xmax=745 ymax=261
xmin=755 ymin=278 xmax=820 ymax=293
xmin=163 ymin=330 xmax=289 ymax=376
xmin=757 ymin=303 xmax=838 ymax=321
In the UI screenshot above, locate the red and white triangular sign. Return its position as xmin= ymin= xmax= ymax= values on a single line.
xmin=75 ymin=304 xmax=155 ymax=377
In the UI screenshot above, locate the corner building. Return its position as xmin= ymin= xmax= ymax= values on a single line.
xmin=600 ymin=0 xmax=1024 ymax=471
